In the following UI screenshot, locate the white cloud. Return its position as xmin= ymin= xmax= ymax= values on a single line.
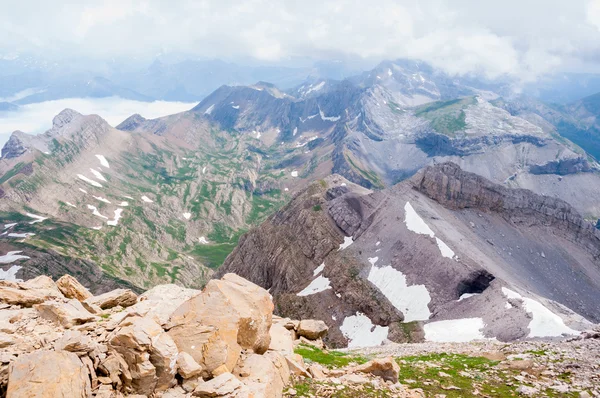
xmin=0 ymin=97 xmax=196 ymax=147
xmin=1 ymin=1 xmax=600 ymax=80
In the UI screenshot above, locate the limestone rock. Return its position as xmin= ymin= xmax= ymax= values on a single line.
xmin=108 ymin=316 xmax=178 ymax=394
xmin=130 ymin=284 xmax=199 ymax=326
xmin=168 ymin=322 xmax=230 ymax=377
xmin=54 ymin=330 xmax=96 ymax=354
xmin=234 ymin=352 xmax=288 ymax=398
xmin=56 ymin=274 xmax=93 ymax=301
xmin=85 ymin=289 xmax=137 ymax=310
xmin=6 ymin=350 xmax=91 ymax=397
xmin=353 ymin=357 xmax=400 ymax=383
xmin=308 ymin=363 xmax=327 ymax=379
xmin=285 ymin=355 xmax=311 ymax=378
xmin=297 ymin=320 xmax=328 ymax=340
xmin=168 ymin=273 xmax=273 ymax=372
xmin=0 ymin=277 xmax=64 ymax=307
xmin=177 ymin=352 xmax=202 ymax=379
xmin=193 ymin=372 xmax=244 ymax=397
xmin=35 ymin=299 xmax=96 ymax=328
xmin=269 ymin=322 xmax=294 ymax=355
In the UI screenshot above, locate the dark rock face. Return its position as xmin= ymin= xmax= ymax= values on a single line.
xmin=216 ymin=178 xmax=403 ymax=347
xmin=1 ymin=134 xmax=27 ymax=159
xmin=415 ymin=132 xmax=547 ymax=157
xmin=529 ymin=157 xmax=593 ymax=175
xmin=412 ymin=161 xmax=600 ymax=260
xmin=116 ymin=114 xmax=147 ymax=131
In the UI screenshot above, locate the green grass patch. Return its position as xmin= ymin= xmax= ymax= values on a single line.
xmin=294 ymin=344 xmax=368 ymax=368
xmin=189 ymin=243 xmax=237 ymax=269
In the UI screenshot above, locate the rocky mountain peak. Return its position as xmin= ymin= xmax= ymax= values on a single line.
xmin=51 ymin=108 xmax=82 ymax=130
xmin=0 ymin=132 xmax=28 ymax=159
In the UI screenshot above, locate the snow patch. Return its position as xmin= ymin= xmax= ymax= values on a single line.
xmin=91 ymin=226 xmax=102 ymax=230
xmin=291 ymin=170 xmax=298 ymax=177
xmin=141 ymin=196 xmax=153 ymax=203
xmin=424 ymin=318 xmax=487 ymax=342
xmin=436 ymin=237 xmax=456 ymax=259
xmin=202 ymin=167 xmax=207 ymax=174
xmin=501 ymin=288 xmax=578 ymax=337
xmin=458 ymin=293 xmax=479 ymax=302
xmin=297 ymin=275 xmax=332 ymax=296
xmin=368 ymin=264 xmax=432 ymax=322
xmin=66 ymin=202 xmax=77 ymax=208
xmin=204 ymin=104 xmax=215 ymax=115
xmin=338 ymin=236 xmax=353 ymax=251
xmin=0 ymin=251 xmax=29 ymax=264
xmin=89 ymin=169 xmax=107 ymax=182
xmin=95 ymin=155 xmax=110 ymax=168
xmin=305 ymin=81 xmax=325 ymax=95
xmin=0 ymin=265 xmax=22 ymax=282
xmin=25 ymin=213 xmax=47 ymax=224
xmin=404 ymin=202 xmax=434 ymax=237
xmin=3 ymin=223 xmax=17 ymax=229
xmin=340 ymin=312 xmax=389 ymax=349
xmin=79 ymin=188 xmax=88 ymax=194
xmin=318 ymin=106 xmax=341 ymax=122
xmin=77 ymin=174 xmax=103 ymax=188
xmin=118 ymin=201 xmax=129 ymax=207
xmin=107 ymin=209 xmax=123 ymax=226
xmin=198 ymin=237 xmax=209 ymax=244
xmin=404 ymin=202 xmax=456 ymax=259
xmin=293 ymin=127 xmax=298 ymax=136
xmin=313 ymin=262 xmax=325 ymax=276
xmin=93 ymin=196 xmax=111 ymax=204
xmin=183 ymin=213 xmax=191 ymax=220
xmin=87 ymin=205 xmax=108 ymax=219
xmin=8 ymin=233 xmax=35 ymax=238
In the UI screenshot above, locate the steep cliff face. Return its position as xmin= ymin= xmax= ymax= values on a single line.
xmin=219 ymin=163 xmax=599 ymax=348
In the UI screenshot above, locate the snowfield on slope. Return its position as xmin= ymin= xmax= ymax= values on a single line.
xmin=95 ymin=154 xmax=110 ymax=168
xmin=404 ymin=202 xmax=456 ymax=259
xmin=89 ymin=168 xmax=107 ymax=182
xmin=424 ymin=318 xmax=488 ymax=342
xmin=77 ymin=174 xmax=102 ymax=188
xmin=297 ymin=275 xmax=332 ymax=296
xmin=0 ymin=265 xmax=22 ymax=282
xmin=502 ymin=288 xmax=578 ymax=337
xmin=0 ymin=251 xmax=30 ymax=264
xmin=340 ymin=312 xmax=389 ymax=349
xmin=368 ymin=263 xmax=432 ymax=322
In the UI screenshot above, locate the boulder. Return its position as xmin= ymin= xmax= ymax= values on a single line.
xmin=177 ymin=352 xmax=202 ymax=379
xmin=56 ymin=275 xmax=93 ymax=301
xmin=130 ymin=284 xmax=199 ymax=326
xmin=35 ymin=299 xmax=97 ymax=328
xmin=6 ymin=350 xmax=91 ymax=397
xmin=97 ymin=353 xmax=132 ymax=389
xmin=353 ymin=357 xmax=400 ymax=383
xmin=268 ymin=323 xmax=294 ymax=355
xmin=297 ymin=320 xmax=328 ymax=340
xmin=234 ymin=352 xmax=288 ymax=398
xmin=0 ymin=277 xmax=64 ymax=307
xmin=193 ymin=372 xmax=245 ymax=397
xmin=308 ymin=363 xmax=327 ymax=379
xmin=285 ymin=355 xmax=311 ymax=378
xmin=54 ymin=330 xmax=96 ymax=354
xmin=168 ymin=322 xmax=230 ymax=377
xmin=108 ymin=316 xmax=178 ymax=394
xmin=168 ymin=274 xmax=273 ymax=372
xmin=85 ymin=289 xmax=137 ymax=310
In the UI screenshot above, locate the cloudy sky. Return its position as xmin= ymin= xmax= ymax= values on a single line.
xmin=2 ymin=0 xmax=600 ymax=81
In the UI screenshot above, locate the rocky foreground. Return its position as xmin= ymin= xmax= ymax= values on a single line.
xmin=0 ymin=273 xmax=598 ymax=398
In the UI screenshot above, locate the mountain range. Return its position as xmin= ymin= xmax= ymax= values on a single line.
xmin=1 ymin=58 xmax=600 ymax=346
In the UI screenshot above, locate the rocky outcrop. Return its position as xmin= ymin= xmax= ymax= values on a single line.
xmin=412 ymin=162 xmax=600 ymax=257
xmin=7 ymin=350 xmax=91 ymax=397
xmin=0 ymin=134 xmax=28 ymax=160
xmin=529 ymin=157 xmax=594 ymax=175
xmin=55 ymin=274 xmax=93 ymax=301
xmin=0 ymin=273 xmax=331 ymax=397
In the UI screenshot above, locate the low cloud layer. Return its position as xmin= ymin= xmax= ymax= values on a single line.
xmin=0 ymin=98 xmax=196 ymax=147
xmin=2 ymin=1 xmax=600 ymax=81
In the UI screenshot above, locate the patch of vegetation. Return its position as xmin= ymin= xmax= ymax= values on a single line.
xmin=414 ymin=97 xmax=476 ymax=137
xmin=0 ymin=162 xmax=24 ymax=185
xmin=395 ymin=353 xmax=521 ymax=397
xmin=294 ymin=344 xmax=368 ymax=368
xmin=344 ymin=152 xmax=384 ymax=189
xmin=165 ymin=220 xmax=186 ymax=242
xmin=189 ymin=243 xmax=237 ymax=269
xmin=312 ymin=204 xmax=322 ymax=211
